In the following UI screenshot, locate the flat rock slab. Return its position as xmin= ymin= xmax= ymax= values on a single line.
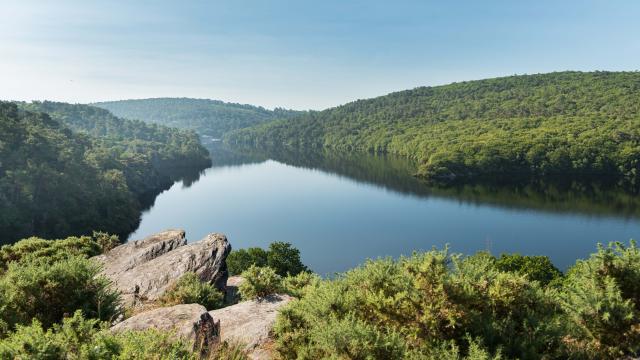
xmin=106 ymin=233 xmax=231 ymax=307
xmin=111 ymin=304 xmax=219 ymax=349
xmin=93 ymin=229 xmax=187 ymax=278
xmin=209 ymin=294 xmax=293 ymax=359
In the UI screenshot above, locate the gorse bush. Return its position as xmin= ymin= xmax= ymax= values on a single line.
xmin=2 ymin=232 xmax=639 ymax=360
xmin=494 ymin=253 xmax=563 ymax=286
xmin=207 ymin=341 xmax=249 ymax=360
xmin=238 ymin=266 xmax=282 ymax=300
xmin=0 ymin=234 xmax=121 ymax=336
xmin=0 ymin=311 xmax=105 ymax=359
xmin=274 ymin=249 xmax=563 ymax=359
xmin=160 ymin=272 xmax=224 ymax=310
xmin=227 ymin=242 xmax=308 ymax=276
xmin=0 ymin=311 xmax=249 ymax=360
xmin=281 ymin=271 xmax=321 ymax=298
xmin=557 ymin=241 xmax=640 ymax=358
xmin=236 ymin=265 xmax=319 ymax=300
xmin=0 ymin=310 xmax=196 ymax=359
xmin=0 ymin=256 xmax=120 ymax=336
xmin=108 ymin=328 xmax=197 ymax=360
xmin=273 ymin=242 xmax=640 ymax=359
xmin=0 ymin=234 xmax=103 ymax=272
xmin=93 ymin=231 xmax=121 ymax=253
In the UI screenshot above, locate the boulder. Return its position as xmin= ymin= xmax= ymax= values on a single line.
xmin=111 ymin=304 xmax=219 ymax=349
xmin=104 ymin=233 xmax=231 ymax=307
xmin=224 ymin=276 xmax=245 ymax=305
xmin=209 ymin=294 xmax=293 ymax=359
xmin=93 ymin=229 xmax=187 ymax=279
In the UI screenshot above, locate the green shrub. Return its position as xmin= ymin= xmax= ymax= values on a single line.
xmin=106 ymin=328 xmax=196 ymax=359
xmin=266 ymin=242 xmax=308 ymax=276
xmin=494 ymin=253 xmax=563 ymax=286
xmin=281 ymin=271 xmax=321 ymax=298
xmin=227 ymin=242 xmax=308 ymax=277
xmin=557 ymin=241 xmax=640 ymax=359
xmin=93 ymin=231 xmax=121 ymax=253
xmin=449 ymin=252 xmax=563 ymax=358
xmin=0 ymin=255 xmax=120 ymax=334
xmin=160 ymin=272 xmax=224 ymax=310
xmin=227 ymin=247 xmax=268 ymax=276
xmin=207 ymin=341 xmax=249 ymax=360
xmin=0 ymin=235 xmax=102 ymax=271
xmin=419 ymin=337 xmax=504 ymax=360
xmin=238 ymin=266 xmax=282 ymax=300
xmin=0 ymin=310 xmax=196 ymax=359
xmin=0 ymin=311 xmax=104 ymax=359
xmin=273 ymin=250 xmax=560 ymax=360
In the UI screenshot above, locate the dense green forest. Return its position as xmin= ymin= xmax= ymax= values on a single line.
xmin=0 ymin=102 xmax=211 ymax=244
xmin=225 ymin=71 xmax=640 ymax=186
xmin=94 ymin=98 xmax=301 ymax=138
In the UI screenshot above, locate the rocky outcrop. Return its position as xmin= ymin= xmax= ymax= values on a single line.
xmin=224 ymin=275 xmax=245 ymax=305
xmin=209 ymin=294 xmax=293 ymax=359
xmin=111 ymin=304 xmax=219 ymax=349
xmin=95 ymin=231 xmax=231 ymax=307
xmin=93 ymin=229 xmax=187 ymax=279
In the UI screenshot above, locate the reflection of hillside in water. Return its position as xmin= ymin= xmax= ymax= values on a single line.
xmin=212 ymin=143 xmax=640 ymax=220
xmin=206 ymin=141 xmax=269 ymax=168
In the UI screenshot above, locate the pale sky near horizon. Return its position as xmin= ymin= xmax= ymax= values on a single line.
xmin=1 ymin=1 xmax=639 ymax=110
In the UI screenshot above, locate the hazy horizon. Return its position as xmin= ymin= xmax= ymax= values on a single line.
xmin=2 ymin=1 xmax=639 ymax=110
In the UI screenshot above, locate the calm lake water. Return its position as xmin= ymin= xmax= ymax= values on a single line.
xmin=129 ymin=144 xmax=640 ymax=275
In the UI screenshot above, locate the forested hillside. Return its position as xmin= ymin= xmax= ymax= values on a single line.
xmin=94 ymin=98 xmax=301 ymax=138
xmin=19 ymin=101 xmax=211 ymax=176
xmin=0 ymin=102 xmax=211 ymax=244
xmin=225 ymin=71 xmax=640 ymax=185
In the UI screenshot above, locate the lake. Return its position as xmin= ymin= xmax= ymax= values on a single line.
xmin=129 ymin=144 xmax=640 ymax=275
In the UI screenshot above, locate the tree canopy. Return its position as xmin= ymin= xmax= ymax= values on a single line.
xmin=225 ymin=71 xmax=640 ymax=186
xmin=0 ymin=102 xmax=211 ymax=244
xmin=94 ymin=97 xmax=301 ymax=138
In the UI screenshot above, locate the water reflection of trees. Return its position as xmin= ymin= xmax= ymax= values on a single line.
xmin=213 ymin=144 xmax=640 ymax=220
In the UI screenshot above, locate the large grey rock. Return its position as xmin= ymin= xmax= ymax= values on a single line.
xmin=111 ymin=304 xmax=219 ymax=349
xmin=209 ymin=294 xmax=293 ymax=359
xmin=93 ymin=229 xmax=187 ymax=279
xmin=107 ymin=233 xmax=231 ymax=307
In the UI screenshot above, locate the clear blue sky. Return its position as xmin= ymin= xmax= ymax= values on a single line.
xmin=1 ymin=0 xmax=638 ymax=110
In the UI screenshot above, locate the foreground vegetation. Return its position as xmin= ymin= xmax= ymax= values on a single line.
xmin=226 ymin=71 xmax=640 ymax=186
xmin=0 ymin=233 xmax=249 ymax=359
xmin=227 ymin=241 xmax=309 ymax=277
xmin=1 ymin=232 xmax=638 ymax=359
xmin=0 ymin=102 xmax=211 ymax=244
xmin=271 ymin=242 xmax=640 ymax=359
xmin=94 ymin=98 xmax=301 ymax=138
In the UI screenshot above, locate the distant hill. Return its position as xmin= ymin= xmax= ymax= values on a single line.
xmin=2 ymin=101 xmax=210 ymax=243
xmin=225 ymin=71 xmax=640 ymax=186
xmin=93 ymin=98 xmax=301 ymax=138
